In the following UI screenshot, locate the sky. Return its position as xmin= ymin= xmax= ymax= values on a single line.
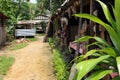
xmin=30 ymin=0 xmax=37 ymax=3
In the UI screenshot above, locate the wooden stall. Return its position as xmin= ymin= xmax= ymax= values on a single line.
xmin=14 ymin=20 xmax=42 ymax=37
xmin=0 ymin=12 xmax=8 ymax=46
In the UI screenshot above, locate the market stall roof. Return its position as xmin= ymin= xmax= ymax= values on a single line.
xmin=16 ymin=20 xmax=44 ymax=25
xmin=57 ymin=0 xmax=89 ymax=14
xmin=34 ymin=15 xmax=49 ymax=20
xmin=16 ymin=19 xmax=49 ymax=25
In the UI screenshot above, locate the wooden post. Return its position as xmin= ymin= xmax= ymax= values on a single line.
xmin=75 ymin=0 xmax=83 ymax=61
xmin=89 ymin=0 xmax=93 ymax=35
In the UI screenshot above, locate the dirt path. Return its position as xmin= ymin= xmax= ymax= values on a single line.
xmin=1 ymin=36 xmax=56 ymax=80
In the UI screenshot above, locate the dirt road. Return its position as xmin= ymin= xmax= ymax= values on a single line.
xmin=2 ymin=36 xmax=56 ymax=80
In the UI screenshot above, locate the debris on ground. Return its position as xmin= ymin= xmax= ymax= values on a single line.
xmin=15 ymin=38 xmax=30 ymax=43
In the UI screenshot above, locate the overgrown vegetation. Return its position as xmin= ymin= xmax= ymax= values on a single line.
xmin=37 ymin=0 xmax=65 ymax=14
xmin=48 ymin=38 xmax=69 ymax=80
xmin=52 ymin=49 xmax=69 ymax=80
xmin=73 ymin=0 xmax=120 ymax=79
xmin=0 ymin=0 xmax=41 ymax=42
xmin=0 ymin=56 xmax=14 ymax=79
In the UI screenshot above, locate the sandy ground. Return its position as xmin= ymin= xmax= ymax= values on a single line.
xmin=0 ymin=36 xmax=56 ymax=80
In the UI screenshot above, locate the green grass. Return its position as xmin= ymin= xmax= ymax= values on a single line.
xmin=36 ymin=33 xmax=45 ymax=36
xmin=6 ymin=37 xmax=37 ymax=51
xmin=52 ymin=49 xmax=69 ymax=80
xmin=0 ymin=56 xmax=14 ymax=77
xmin=26 ymin=37 xmax=38 ymax=41
xmin=10 ymin=43 xmax=28 ymax=50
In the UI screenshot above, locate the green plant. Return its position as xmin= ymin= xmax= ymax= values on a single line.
xmin=26 ymin=37 xmax=38 ymax=42
xmin=52 ymin=49 xmax=69 ymax=80
xmin=73 ymin=0 xmax=120 ymax=79
xmin=48 ymin=38 xmax=55 ymax=47
xmin=37 ymin=33 xmax=45 ymax=36
xmin=10 ymin=43 xmax=28 ymax=50
xmin=73 ymin=36 xmax=117 ymax=80
xmin=0 ymin=56 xmax=14 ymax=79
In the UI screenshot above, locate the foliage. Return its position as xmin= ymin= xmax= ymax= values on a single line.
xmin=48 ymin=38 xmax=70 ymax=80
xmin=73 ymin=36 xmax=116 ymax=80
xmin=51 ymin=0 xmax=65 ymax=13
xmin=40 ymin=21 xmax=47 ymax=31
xmin=36 ymin=33 xmax=45 ymax=36
xmin=0 ymin=56 xmax=14 ymax=75
xmin=73 ymin=0 xmax=120 ymax=79
xmin=37 ymin=0 xmax=64 ymax=14
xmin=0 ymin=0 xmax=38 ymax=42
xmin=10 ymin=43 xmax=28 ymax=50
xmin=36 ymin=0 xmax=50 ymax=15
xmin=48 ymin=38 xmax=56 ymax=47
xmin=52 ymin=49 xmax=69 ymax=80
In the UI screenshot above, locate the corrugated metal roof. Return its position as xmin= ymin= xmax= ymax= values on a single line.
xmin=16 ymin=20 xmax=43 ymax=25
xmin=16 ymin=19 xmax=49 ymax=25
xmin=34 ymin=15 xmax=49 ymax=20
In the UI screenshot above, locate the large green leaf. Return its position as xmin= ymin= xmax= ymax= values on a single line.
xmin=116 ymin=56 xmax=120 ymax=75
xmin=75 ymin=36 xmax=109 ymax=47
xmin=85 ymin=69 xmax=113 ymax=80
xmin=96 ymin=0 xmax=116 ymax=30
xmin=93 ymin=36 xmax=109 ymax=47
xmin=82 ymin=47 xmax=116 ymax=58
xmin=83 ymin=50 xmax=98 ymax=58
xmin=100 ymin=48 xmax=116 ymax=57
xmin=75 ymin=55 xmax=110 ymax=80
xmin=86 ymin=42 xmax=105 ymax=49
xmin=114 ymin=0 xmax=120 ymax=34
xmin=75 ymin=36 xmax=92 ymax=43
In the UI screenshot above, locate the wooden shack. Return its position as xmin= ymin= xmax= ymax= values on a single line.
xmin=46 ymin=0 xmax=114 ymax=80
xmin=14 ymin=20 xmax=42 ymax=37
xmin=45 ymin=0 xmax=113 ymax=53
xmin=0 ymin=12 xmax=8 ymax=46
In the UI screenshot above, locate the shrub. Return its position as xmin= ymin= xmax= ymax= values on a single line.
xmin=52 ymin=49 xmax=69 ymax=80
